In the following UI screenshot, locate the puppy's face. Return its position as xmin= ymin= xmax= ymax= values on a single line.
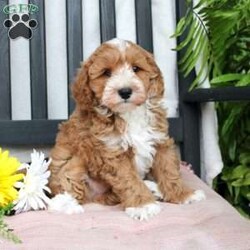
xmin=73 ymin=39 xmax=163 ymax=113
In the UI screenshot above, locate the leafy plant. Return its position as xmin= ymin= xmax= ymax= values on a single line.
xmin=215 ymin=102 xmax=250 ymax=218
xmin=173 ymin=0 xmax=250 ymax=218
xmin=0 ymin=204 xmax=22 ymax=244
xmin=172 ymin=0 xmax=250 ymax=89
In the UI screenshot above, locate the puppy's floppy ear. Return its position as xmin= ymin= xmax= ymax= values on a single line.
xmin=145 ymin=51 xmax=164 ymax=99
xmin=71 ymin=60 xmax=94 ymax=111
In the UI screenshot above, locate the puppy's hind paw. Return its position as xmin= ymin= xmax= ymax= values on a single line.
xmin=144 ymin=180 xmax=163 ymax=201
xmin=125 ymin=202 xmax=161 ymax=221
xmin=183 ymin=190 xmax=206 ymax=204
xmin=48 ymin=192 xmax=84 ymax=214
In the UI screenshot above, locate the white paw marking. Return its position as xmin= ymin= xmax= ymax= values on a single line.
xmin=48 ymin=192 xmax=84 ymax=214
xmin=183 ymin=190 xmax=206 ymax=204
xmin=125 ymin=202 xmax=161 ymax=221
xmin=144 ymin=180 xmax=163 ymax=200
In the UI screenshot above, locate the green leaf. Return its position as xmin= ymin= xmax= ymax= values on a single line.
xmin=222 ymin=165 xmax=249 ymax=182
xmin=240 ymin=186 xmax=250 ymax=201
xmin=235 ymin=206 xmax=250 ymax=219
xmin=182 ymin=33 xmax=208 ymax=76
xmin=0 ymin=214 xmax=22 ymax=244
xmin=172 ymin=17 xmax=186 ymax=38
xmin=174 ymin=17 xmax=197 ymax=51
xmin=239 ymin=153 xmax=250 ymax=166
xmin=221 ymin=106 xmax=242 ymax=137
xmin=236 ymin=74 xmax=250 ymax=86
xmin=189 ymin=46 xmax=210 ymax=89
xmin=193 ymin=0 xmax=208 ymax=10
xmin=227 ymin=182 xmax=233 ymax=196
xmin=190 ymin=42 xmax=212 ymax=89
xmin=171 ymin=11 xmax=193 ymax=38
xmin=232 ymin=177 xmax=250 ymax=187
xmin=211 ymin=73 xmax=249 ymax=84
xmin=228 ymin=140 xmax=237 ymax=162
xmin=234 ymin=187 xmax=241 ymax=203
xmin=178 ymin=25 xmax=204 ymax=66
xmin=230 ymin=165 xmax=249 ymax=180
xmin=0 ymin=203 xmax=14 ymax=216
xmin=221 ymin=167 xmax=232 ymax=181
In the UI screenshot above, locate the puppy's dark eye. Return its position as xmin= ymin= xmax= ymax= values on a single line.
xmin=132 ymin=66 xmax=140 ymax=73
xmin=103 ymin=69 xmax=112 ymax=77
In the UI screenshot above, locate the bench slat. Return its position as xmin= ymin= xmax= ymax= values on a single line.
xmin=0 ymin=118 xmax=183 ymax=144
xmin=184 ymin=86 xmax=250 ymax=103
xmin=135 ymin=0 xmax=153 ymax=53
xmin=99 ymin=0 xmax=116 ymax=42
xmin=30 ymin=0 xmax=48 ymax=119
xmin=0 ymin=0 xmax=11 ymax=120
xmin=176 ymin=0 xmax=200 ymax=175
xmin=66 ymin=0 xmax=83 ymax=114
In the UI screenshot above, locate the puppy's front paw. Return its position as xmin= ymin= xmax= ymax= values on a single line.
xmin=48 ymin=192 xmax=84 ymax=214
xmin=125 ymin=202 xmax=161 ymax=221
xmin=183 ymin=190 xmax=206 ymax=204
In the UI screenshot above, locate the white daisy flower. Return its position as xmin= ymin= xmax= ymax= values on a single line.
xmin=13 ymin=150 xmax=52 ymax=214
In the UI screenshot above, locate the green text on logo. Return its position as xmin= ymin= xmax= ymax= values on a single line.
xmin=3 ymin=4 xmax=39 ymax=15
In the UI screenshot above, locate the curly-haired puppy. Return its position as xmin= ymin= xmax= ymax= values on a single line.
xmin=48 ymin=38 xmax=205 ymax=220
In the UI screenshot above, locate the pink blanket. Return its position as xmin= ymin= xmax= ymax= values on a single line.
xmin=2 ymin=168 xmax=250 ymax=250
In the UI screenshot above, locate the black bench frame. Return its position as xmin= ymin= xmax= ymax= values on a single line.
xmin=0 ymin=0 xmax=249 ymax=176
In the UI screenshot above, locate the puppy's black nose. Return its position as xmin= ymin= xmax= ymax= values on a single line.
xmin=118 ymin=88 xmax=132 ymax=100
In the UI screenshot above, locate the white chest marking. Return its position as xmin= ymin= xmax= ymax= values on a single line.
xmin=119 ymin=105 xmax=165 ymax=178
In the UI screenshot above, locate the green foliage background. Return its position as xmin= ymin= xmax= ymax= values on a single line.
xmin=173 ymin=0 xmax=250 ymax=217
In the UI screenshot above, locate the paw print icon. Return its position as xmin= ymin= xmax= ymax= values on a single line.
xmin=4 ymin=14 xmax=37 ymax=40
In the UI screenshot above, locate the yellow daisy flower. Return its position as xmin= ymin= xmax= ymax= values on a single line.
xmin=0 ymin=148 xmax=24 ymax=207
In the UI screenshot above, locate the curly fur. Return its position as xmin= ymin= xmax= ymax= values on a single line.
xmin=48 ymin=39 xmax=200 ymax=212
